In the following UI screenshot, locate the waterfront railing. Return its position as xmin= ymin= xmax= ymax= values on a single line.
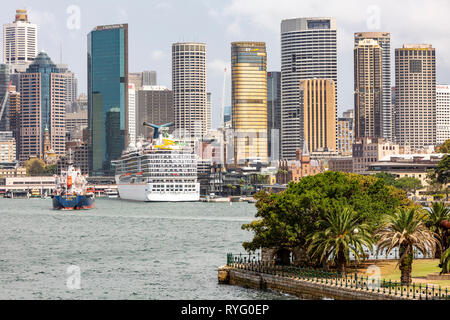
xmin=226 ymin=253 xmax=450 ymax=300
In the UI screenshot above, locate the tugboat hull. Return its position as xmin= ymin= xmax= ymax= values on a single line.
xmin=52 ymin=195 xmax=95 ymax=210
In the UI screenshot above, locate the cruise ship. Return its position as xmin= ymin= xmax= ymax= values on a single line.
xmin=112 ymin=123 xmax=200 ymax=202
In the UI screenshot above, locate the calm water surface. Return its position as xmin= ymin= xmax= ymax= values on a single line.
xmin=0 ymin=198 xmax=296 ymax=300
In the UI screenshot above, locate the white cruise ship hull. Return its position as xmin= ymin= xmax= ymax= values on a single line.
xmin=118 ymin=183 xmax=200 ymax=202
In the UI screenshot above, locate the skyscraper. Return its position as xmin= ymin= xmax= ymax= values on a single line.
xmin=88 ymin=24 xmax=128 ymax=176
xmin=7 ymin=85 xmax=20 ymax=159
xmin=355 ymin=32 xmax=391 ymax=140
xmin=231 ymin=41 xmax=268 ymax=165
xmin=129 ymin=72 xmax=143 ymax=90
xmin=299 ymin=79 xmax=336 ymax=153
xmin=354 ymin=39 xmax=383 ymax=139
xmin=207 ymin=92 xmax=212 ymax=131
xmin=281 ymin=17 xmax=337 ymax=160
xmin=128 ymin=83 xmax=136 ymax=144
xmin=436 ymin=85 xmax=450 ymax=145
xmin=0 ymin=64 xmax=10 ymax=131
xmin=19 ymin=51 xmax=66 ymax=161
xmin=143 ymin=71 xmax=157 ymax=86
xmin=136 ymin=86 xmax=174 ymax=140
xmin=172 ymin=42 xmax=207 ymax=140
xmin=337 ymin=110 xmax=354 ymax=156
xmin=3 ymin=9 xmax=38 ymax=73
xmin=395 ymin=44 xmax=436 ymax=150
xmin=267 ymin=71 xmax=281 ymax=161
xmin=57 ymin=64 xmax=78 ymax=112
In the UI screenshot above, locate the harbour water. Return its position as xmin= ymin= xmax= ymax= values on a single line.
xmin=0 ymin=198 xmax=295 ymax=300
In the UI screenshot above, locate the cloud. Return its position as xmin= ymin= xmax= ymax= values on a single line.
xmin=226 ymin=20 xmax=242 ymax=36
xmin=208 ymin=59 xmax=230 ymax=76
xmin=151 ymin=50 xmax=165 ymax=60
xmin=117 ymin=7 xmax=128 ymax=21
xmin=155 ymin=2 xmax=173 ymax=10
xmin=26 ymin=7 xmax=57 ymax=26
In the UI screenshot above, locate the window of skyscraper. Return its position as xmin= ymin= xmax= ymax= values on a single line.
xmin=409 ymin=60 xmax=422 ymax=73
xmin=307 ymin=20 xmax=330 ymax=29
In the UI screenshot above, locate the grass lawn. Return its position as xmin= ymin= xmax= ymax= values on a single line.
xmin=352 ymin=259 xmax=450 ymax=288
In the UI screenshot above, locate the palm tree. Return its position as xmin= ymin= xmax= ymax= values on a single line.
xmin=306 ymin=207 xmax=373 ymax=274
xmin=375 ymin=208 xmax=439 ymax=285
xmin=424 ymin=202 xmax=450 ymax=258
xmin=440 ymin=247 xmax=450 ymax=274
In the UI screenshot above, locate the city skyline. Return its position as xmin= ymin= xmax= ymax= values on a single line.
xmin=1 ymin=1 xmax=449 ymax=130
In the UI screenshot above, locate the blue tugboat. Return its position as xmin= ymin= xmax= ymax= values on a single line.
xmin=51 ymin=164 xmax=95 ymax=210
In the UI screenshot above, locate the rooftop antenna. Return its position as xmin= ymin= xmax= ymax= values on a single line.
xmin=60 ymin=42 xmax=62 ymax=64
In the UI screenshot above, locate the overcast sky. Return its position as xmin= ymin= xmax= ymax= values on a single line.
xmin=2 ymin=0 xmax=449 ymax=128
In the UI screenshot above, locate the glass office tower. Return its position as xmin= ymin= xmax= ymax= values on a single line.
xmin=0 ymin=63 xmax=10 ymax=131
xmin=88 ymin=24 xmax=128 ymax=176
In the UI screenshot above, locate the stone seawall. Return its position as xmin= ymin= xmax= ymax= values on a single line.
xmin=218 ymin=266 xmax=411 ymax=300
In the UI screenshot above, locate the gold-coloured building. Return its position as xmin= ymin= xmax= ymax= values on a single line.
xmin=231 ymin=42 xmax=268 ymax=165
xmin=299 ymin=79 xmax=336 ymax=153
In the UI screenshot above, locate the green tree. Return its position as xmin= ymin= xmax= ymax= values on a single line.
xmin=436 ymin=155 xmax=450 ymax=185
xmin=394 ymin=177 xmax=423 ymax=194
xmin=306 ymin=207 xmax=373 ymax=273
xmin=25 ymin=158 xmax=46 ymax=176
xmin=45 ymin=164 xmax=57 ymax=176
xmin=437 ymin=139 xmax=450 ymax=154
xmin=424 ymin=202 xmax=450 ymax=258
xmin=374 ymin=172 xmax=397 ymax=186
xmin=242 ymin=172 xmax=415 ymax=262
xmin=375 ymin=208 xmax=439 ymax=285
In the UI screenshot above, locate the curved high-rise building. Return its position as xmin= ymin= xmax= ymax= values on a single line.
xmin=172 ymin=42 xmax=207 ymax=140
xmin=280 ymin=18 xmax=337 ymax=160
xmin=231 ymin=42 xmax=268 ymax=165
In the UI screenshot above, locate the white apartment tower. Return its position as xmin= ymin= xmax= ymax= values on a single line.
xmin=172 ymin=42 xmax=207 ymax=140
xmin=128 ymin=83 xmax=136 ymax=145
xmin=3 ymin=9 xmax=38 ymax=72
xmin=395 ymin=44 xmax=436 ymax=150
xmin=436 ymin=85 xmax=450 ymax=145
xmin=280 ymin=18 xmax=337 ymax=160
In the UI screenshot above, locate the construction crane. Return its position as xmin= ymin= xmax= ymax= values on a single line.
xmin=0 ymin=80 xmax=13 ymax=125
